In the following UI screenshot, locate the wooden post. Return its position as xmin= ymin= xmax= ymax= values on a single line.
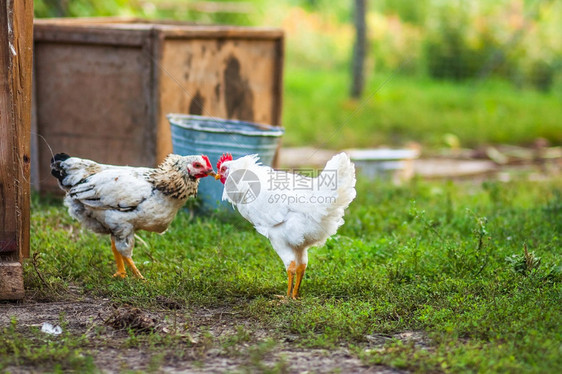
xmin=350 ymin=0 xmax=366 ymax=99
xmin=0 ymin=0 xmax=33 ymax=300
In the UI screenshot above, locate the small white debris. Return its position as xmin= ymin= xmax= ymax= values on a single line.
xmin=41 ymin=322 xmax=62 ymax=335
xmin=9 ymin=42 xmax=16 ymax=56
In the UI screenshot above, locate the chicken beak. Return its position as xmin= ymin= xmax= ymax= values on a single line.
xmin=207 ymin=170 xmax=216 ymax=177
xmin=214 ymin=173 xmax=221 ymax=180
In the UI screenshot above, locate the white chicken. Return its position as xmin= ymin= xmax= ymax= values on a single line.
xmin=215 ymin=152 xmax=356 ymax=298
xmin=50 ymin=153 xmax=215 ymax=279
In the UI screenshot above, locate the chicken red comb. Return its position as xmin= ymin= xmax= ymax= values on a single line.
xmin=201 ymin=155 xmax=212 ymax=169
xmin=216 ymin=153 xmax=233 ymax=170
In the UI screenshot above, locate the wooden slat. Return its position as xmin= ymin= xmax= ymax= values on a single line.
xmin=35 ymin=42 xmax=155 ymax=194
xmin=34 ymin=20 xmax=284 ymax=47
xmin=271 ymin=38 xmax=284 ymax=127
xmin=149 ymin=28 xmax=165 ymax=163
xmin=34 ymin=16 xmax=194 ymax=26
xmin=34 ymin=25 xmax=148 ymax=46
xmin=0 ymin=1 xmax=16 ymax=255
xmin=34 ymin=16 xmax=141 ymax=25
xmin=270 ymin=37 xmax=284 ymax=168
xmin=159 ymin=26 xmax=284 ymax=40
xmin=156 ymin=37 xmax=282 ymax=161
xmin=0 ymin=0 xmax=33 ymax=300
xmin=0 ymin=0 xmax=32 ymax=259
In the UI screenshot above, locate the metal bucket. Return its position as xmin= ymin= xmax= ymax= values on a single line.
xmin=346 ymin=148 xmax=420 ymax=185
xmin=168 ymin=114 xmax=284 ymax=211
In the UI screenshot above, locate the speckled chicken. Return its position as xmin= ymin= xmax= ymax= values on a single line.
xmin=50 ymin=153 xmax=215 ymax=279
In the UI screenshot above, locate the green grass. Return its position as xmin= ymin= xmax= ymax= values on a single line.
xmin=282 ymin=67 xmax=562 ymax=150
xmin=0 ymin=317 xmax=96 ymax=372
xmin=2 ymin=176 xmax=560 ymax=372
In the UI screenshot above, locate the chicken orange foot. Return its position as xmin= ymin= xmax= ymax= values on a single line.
xmin=123 ymin=257 xmax=145 ymax=280
xmin=286 ymin=261 xmax=296 ymax=297
xmin=110 ymin=238 xmax=144 ymax=279
xmin=293 ymin=264 xmax=307 ymax=299
xmin=111 ymin=239 xmax=127 ymax=278
xmin=286 ymin=261 xmax=307 ymax=299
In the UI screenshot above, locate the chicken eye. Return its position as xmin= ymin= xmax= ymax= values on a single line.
xmin=193 ymin=162 xmax=202 ymax=168
xmin=221 ymin=166 xmax=226 ymax=172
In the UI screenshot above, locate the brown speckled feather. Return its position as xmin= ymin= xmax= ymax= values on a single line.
xmin=146 ymin=154 xmax=200 ymax=201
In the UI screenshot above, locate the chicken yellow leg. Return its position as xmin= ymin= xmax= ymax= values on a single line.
xmin=286 ymin=261 xmax=296 ymax=297
xmin=292 ymin=264 xmax=307 ymax=299
xmin=123 ymin=257 xmax=145 ymax=279
xmin=111 ymin=239 xmax=127 ymax=278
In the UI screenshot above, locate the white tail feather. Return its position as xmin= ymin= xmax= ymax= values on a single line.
xmin=321 ymin=152 xmax=357 ymax=210
xmin=314 ymin=152 xmax=357 ymax=240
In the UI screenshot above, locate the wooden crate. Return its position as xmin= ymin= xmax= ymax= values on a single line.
xmin=32 ymin=18 xmax=284 ymax=193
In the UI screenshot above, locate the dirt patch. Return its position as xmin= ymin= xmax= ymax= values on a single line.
xmin=0 ymin=297 xmax=111 ymax=333
xmin=103 ymin=305 xmax=158 ymax=333
xmin=166 ymin=349 xmax=402 ymax=374
xmin=365 ymin=331 xmax=430 ymax=349
xmin=1 ymin=297 xmax=420 ymax=373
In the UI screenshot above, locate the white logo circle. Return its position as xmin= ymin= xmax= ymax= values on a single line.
xmin=225 ymin=169 xmax=261 ymax=204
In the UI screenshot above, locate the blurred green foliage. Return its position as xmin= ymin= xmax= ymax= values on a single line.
xmin=34 ymin=0 xmax=268 ymax=26
xmin=369 ymin=0 xmax=561 ymax=91
xmin=376 ymin=0 xmax=429 ymax=25
xmin=34 ymin=0 xmax=141 ymax=18
xmin=34 ymin=0 xmax=562 ymax=91
xmin=32 ymin=1 xmax=562 ymax=148
xmin=283 ymin=68 xmax=562 ymax=149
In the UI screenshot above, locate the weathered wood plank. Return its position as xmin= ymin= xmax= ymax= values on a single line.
xmin=270 ymin=38 xmax=284 ymax=168
xmin=0 ymin=0 xmax=32 ymax=258
xmin=0 ymin=0 xmax=33 ymax=300
xmin=271 ymin=38 xmax=284 ymax=127
xmin=34 ymin=25 xmax=148 ymax=47
xmin=0 ymin=2 xmax=17 ymax=256
xmin=0 ymin=262 xmax=24 ymax=300
xmin=160 ymin=26 xmax=284 ymax=40
xmin=35 ymin=42 xmax=154 ymax=194
xmin=157 ymin=38 xmax=282 ymax=161
xmin=34 ymin=18 xmax=284 ymax=41
xmin=10 ymin=0 xmax=32 ymax=260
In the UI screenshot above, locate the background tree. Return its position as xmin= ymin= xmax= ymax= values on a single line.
xmin=350 ymin=0 xmax=366 ymax=98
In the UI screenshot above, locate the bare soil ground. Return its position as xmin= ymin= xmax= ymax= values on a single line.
xmin=0 ymin=295 xmax=427 ymax=373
